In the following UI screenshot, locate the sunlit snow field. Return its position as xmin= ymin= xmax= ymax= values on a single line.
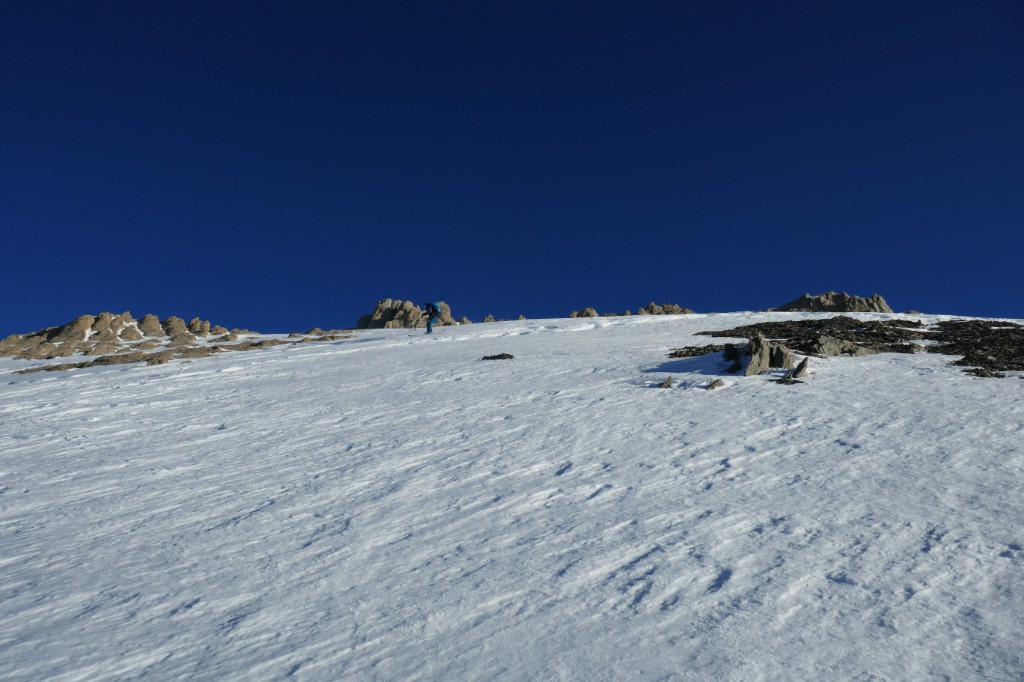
xmin=2 ymin=312 xmax=1023 ymax=680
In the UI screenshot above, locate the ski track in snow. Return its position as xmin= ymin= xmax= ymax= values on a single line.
xmin=2 ymin=312 xmax=1023 ymax=680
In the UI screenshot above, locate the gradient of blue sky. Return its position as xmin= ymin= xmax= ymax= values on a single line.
xmin=2 ymin=1 xmax=1022 ymax=334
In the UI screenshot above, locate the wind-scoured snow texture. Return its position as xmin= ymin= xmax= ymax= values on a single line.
xmin=1 ymin=312 xmax=1023 ymax=680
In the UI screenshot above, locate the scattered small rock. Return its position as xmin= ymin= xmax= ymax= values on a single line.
xmin=658 ymin=376 xmax=673 ymax=388
xmin=706 ymin=379 xmax=725 ymax=390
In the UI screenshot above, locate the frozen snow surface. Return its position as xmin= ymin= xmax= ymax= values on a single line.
xmin=2 ymin=312 xmax=1023 ymax=681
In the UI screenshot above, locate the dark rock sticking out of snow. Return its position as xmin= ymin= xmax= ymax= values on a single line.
xmin=482 ymin=353 xmax=515 ymax=361
xmin=669 ymin=315 xmax=1023 ymax=378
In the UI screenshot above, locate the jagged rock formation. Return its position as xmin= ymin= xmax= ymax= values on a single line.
xmin=769 ymin=292 xmax=893 ymax=313
xmin=482 ymin=315 xmax=495 ymax=323
xmin=0 ymin=312 xmax=238 ymax=361
xmin=3 ymin=312 xmax=356 ymax=374
xmin=355 ymin=299 xmax=457 ymax=329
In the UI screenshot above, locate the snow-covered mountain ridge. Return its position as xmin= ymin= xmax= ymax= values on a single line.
xmin=2 ymin=312 xmax=1022 ymax=680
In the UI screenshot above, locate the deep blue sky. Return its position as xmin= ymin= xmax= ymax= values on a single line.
xmin=2 ymin=1 xmax=1023 ymax=334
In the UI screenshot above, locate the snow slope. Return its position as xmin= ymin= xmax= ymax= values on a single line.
xmin=2 ymin=312 xmax=1023 ymax=681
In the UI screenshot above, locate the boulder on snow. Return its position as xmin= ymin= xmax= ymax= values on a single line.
xmin=752 ymin=334 xmax=794 ymax=375
xmin=138 ymin=314 xmax=164 ymax=337
xmin=188 ymin=318 xmax=211 ymax=336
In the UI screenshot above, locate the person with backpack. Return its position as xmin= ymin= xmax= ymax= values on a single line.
xmin=423 ymin=301 xmax=443 ymax=334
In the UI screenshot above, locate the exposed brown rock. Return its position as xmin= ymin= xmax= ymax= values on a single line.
xmin=162 ymin=317 xmax=196 ymax=347
xmin=706 ymin=379 xmax=725 ymax=390
xmin=658 ymin=376 xmax=673 ymax=388
xmin=357 ymin=299 xmax=425 ymax=329
xmin=119 ymin=328 xmax=144 ymax=341
xmin=188 ymin=318 xmax=211 ymax=336
xmin=211 ymin=325 xmax=229 ymax=335
xmin=93 ymin=351 xmax=148 ymax=365
xmin=636 ymin=302 xmax=695 ymax=315
xmin=138 ymin=314 xmax=164 ymax=337
xmin=20 ymin=342 xmax=60 ymax=359
xmin=85 ymin=342 xmax=120 ymax=356
xmin=110 ymin=312 xmax=134 ymax=334
xmin=51 ymin=315 xmax=95 ymax=344
xmin=570 ymin=307 xmax=599 ymax=318
xmin=91 ymin=313 xmax=114 ymax=334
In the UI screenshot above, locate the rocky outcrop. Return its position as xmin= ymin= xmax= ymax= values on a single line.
xmin=769 ymin=292 xmax=893 ymax=313
xmin=482 ymin=315 xmax=495 ymax=323
xmin=162 ymin=317 xmax=196 ymax=347
xmin=355 ymin=299 xmax=458 ymax=329
xmin=188 ymin=318 xmax=211 ymax=336
xmin=357 ymin=299 xmax=418 ymax=329
xmin=575 ymin=303 xmax=694 ymax=317
xmin=570 ymin=308 xmax=599 ymax=318
xmin=1 ymin=312 xmax=266 ymax=364
xmin=138 ymin=314 xmax=164 ymax=337
xmin=639 ymin=302 xmax=695 ymax=315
